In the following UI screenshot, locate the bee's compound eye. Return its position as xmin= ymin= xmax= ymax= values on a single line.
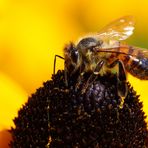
xmin=77 ymin=37 xmax=98 ymax=51
xmin=71 ymin=46 xmax=79 ymax=63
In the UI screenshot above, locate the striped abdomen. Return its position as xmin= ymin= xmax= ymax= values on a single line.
xmin=118 ymin=45 xmax=148 ymax=80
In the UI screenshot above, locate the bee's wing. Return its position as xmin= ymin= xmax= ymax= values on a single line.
xmin=97 ymin=46 xmax=148 ymax=59
xmin=96 ymin=16 xmax=135 ymax=41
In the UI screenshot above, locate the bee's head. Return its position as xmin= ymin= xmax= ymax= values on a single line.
xmin=64 ymin=43 xmax=79 ymax=65
xmin=76 ymin=37 xmax=103 ymax=54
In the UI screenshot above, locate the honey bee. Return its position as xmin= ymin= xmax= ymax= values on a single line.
xmin=60 ymin=16 xmax=148 ymax=98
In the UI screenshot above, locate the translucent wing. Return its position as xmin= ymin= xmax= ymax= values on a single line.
xmin=97 ymin=45 xmax=148 ymax=58
xmin=96 ymin=16 xmax=135 ymax=41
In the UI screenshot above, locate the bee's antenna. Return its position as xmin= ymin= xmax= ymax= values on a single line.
xmin=53 ymin=55 xmax=64 ymax=75
xmin=53 ymin=54 xmax=68 ymax=87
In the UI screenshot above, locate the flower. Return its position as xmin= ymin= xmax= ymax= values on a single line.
xmin=10 ymin=70 xmax=148 ymax=147
xmin=0 ymin=0 xmax=148 ymax=147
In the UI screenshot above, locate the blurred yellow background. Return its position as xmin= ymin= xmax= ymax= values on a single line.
xmin=0 ymin=0 xmax=148 ymax=147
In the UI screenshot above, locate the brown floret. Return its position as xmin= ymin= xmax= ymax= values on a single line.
xmin=9 ymin=70 xmax=148 ymax=148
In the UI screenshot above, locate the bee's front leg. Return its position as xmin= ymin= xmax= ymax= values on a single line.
xmin=81 ymin=60 xmax=105 ymax=94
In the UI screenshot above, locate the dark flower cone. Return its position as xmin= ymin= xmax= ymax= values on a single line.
xmin=9 ymin=70 xmax=148 ymax=148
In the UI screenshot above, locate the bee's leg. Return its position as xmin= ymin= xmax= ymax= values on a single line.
xmin=81 ymin=60 xmax=105 ymax=94
xmin=94 ymin=60 xmax=105 ymax=75
xmin=109 ymin=60 xmax=127 ymax=107
xmin=64 ymin=66 xmax=68 ymax=87
xmin=75 ymin=72 xmax=84 ymax=91
xmin=117 ymin=61 xmax=127 ymax=97
xmin=74 ymin=62 xmax=86 ymax=91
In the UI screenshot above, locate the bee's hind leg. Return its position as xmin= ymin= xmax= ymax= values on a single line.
xmin=81 ymin=60 xmax=105 ymax=94
xmin=117 ymin=61 xmax=127 ymax=98
xmin=109 ymin=60 xmax=127 ymax=107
